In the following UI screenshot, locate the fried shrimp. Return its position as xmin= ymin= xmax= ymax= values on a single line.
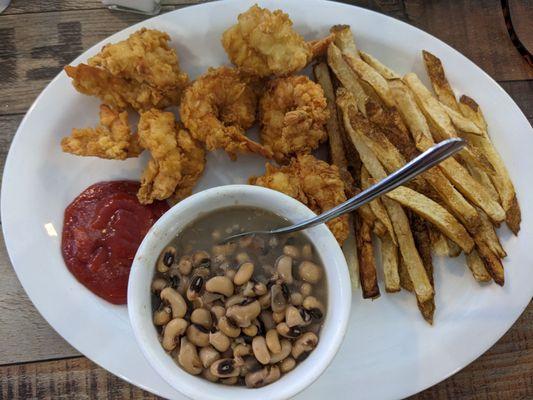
xmin=250 ymin=155 xmax=349 ymax=243
xmin=137 ymin=109 xmax=206 ymax=204
xmin=221 ymin=5 xmax=333 ymax=77
xmin=259 ymin=75 xmax=329 ymax=162
xmin=61 ymin=104 xmax=141 ymax=159
xmin=180 ymin=66 xmax=273 ymax=160
xmin=66 ymin=28 xmax=188 ymax=110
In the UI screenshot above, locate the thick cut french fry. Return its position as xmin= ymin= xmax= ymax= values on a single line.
xmin=474 ymin=239 xmax=505 ymax=286
xmin=429 ymin=227 xmax=452 ymax=256
xmin=447 ymin=238 xmax=462 ymax=257
xmin=411 ymin=214 xmax=434 ymax=286
xmin=467 ymin=164 xmax=500 ymax=203
xmin=337 ymin=89 xmax=434 ymax=307
xmin=327 ymin=43 xmax=368 ymax=114
xmin=386 ymin=186 xmax=474 ymax=253
xmin=313 ymin=61 xmax=360 ymax=288
xmin=399 ymin=256 xmax=414 ymax=292
xmin=355 ymin=214 xmax=380 ymax=299
xmin=466 ymin=250 xmax=493 ymax=282
xmin=403 ymin=72 xmax=494 ymax=174
xmin=422 ymin=50 xmax=460 ymax=111
xmin=477 ymin=208 xmax=507 ymax=258
xmin=359 ymin=51 xmax=400 ymax=80
xmin=330 ymin=25 xmax=360 ymax=60
xmin=381 ymin=235 xmax=400 ymax=292
xmin=459 ymin=95 xmax=521 ymax=234
xmin=361 ymin=167 xmax=396 ymax=244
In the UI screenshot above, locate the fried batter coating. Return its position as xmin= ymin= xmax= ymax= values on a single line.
xmin=172 ymin=126 xmax=206 ymax=202
xmin=65 ymin=28 xmax=188 ymax=110
xmin=250 ymin=155 xmax=349 ymax=243
xmin=221 ymin=5 xmax=332 ymax=77
xmin=137 ymin=110 xmax=183 ymax=204
xmin=260 ymin=75 xmax=329 ymax=163
xmin=61 ymin=104 xmax=141 ymax=159
xmin=180 ymin=66 xmax=273 ymax=160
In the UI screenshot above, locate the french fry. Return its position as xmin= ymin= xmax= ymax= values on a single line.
xmin=466 ymin=250 xmax=493 ymax=283
xmin=459 ymin=95 xmax=521 ymax=234
xmin=381 ymin=234 xmax=400 ymax=292
xmin=360 ymin=167 xmax=397 ymax=244
xmin=355 ymin=213 xmax=380 ymax=299
xmin=389 ymin=78 xmax=505 ymax=225
xmin=399 ymin=256 xmax=414 ymax=292
xmin=411 ymin=213 xmax=434 ymax=287
xmin=337 ymin=89 xmax=434 ymax=307
xmin=385 ymin=186 xmax=474 ymax=253
xmin=474 ymin=239 xmax=505 ymax=285
xmin=313 ymin=62 xmax=360 ymax=288
xmin=467 ymin=164 xmax=500 ymax=203
xmin=429 ymin=227 xmax=452 ymax=256
xmin=327 ymin=43 xmax=368 ymax=114
xmin=477 ymin=208 xmax=507 ymax=258
xmin=422 ymin=50 xmax=460 ymax=111
xmin=330 ymin=25 xmax=360 ymax=60
xmin=359 ymin=50 xmax=400 ymax=80
xmin=447 ymin=238 xmax=462 ymax=257
xmin=403 ymin=72 xmax=494 ymax=174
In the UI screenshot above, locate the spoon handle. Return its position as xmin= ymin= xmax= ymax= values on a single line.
xmin=270 ymin=138 xmax=466 ymax=236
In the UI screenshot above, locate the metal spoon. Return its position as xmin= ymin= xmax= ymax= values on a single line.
xmin=220 ymin=137 xmax=465 ymax=244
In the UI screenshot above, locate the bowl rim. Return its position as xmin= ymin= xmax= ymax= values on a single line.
xmin=128 ymin=184 xmax=352 ymax=400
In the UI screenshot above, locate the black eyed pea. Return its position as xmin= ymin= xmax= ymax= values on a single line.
xmin=272 ymin=310 xmax=285 ymax=324
xmin=235 ymin=252 xmax=250 ymax=264
xmin=234 ymin=262 xmax=254 ymax=285
xmin=225 ymin=269 xmax=236 ymax=280
xmin=177 ymin=337 xmax=203 ymax=375
xmin=206 ymin=276 xmax=234 ymax=297
xmin=177 ymin=255 xmax=193 ymax=275
xmin=300 ymin=282 xmax=313 ymax=297
xmin=298 ymin=260 xmax=322 ymax=284
xmin=241 ymin=281 xmax=256 ymax=297
xmin=283 ymin=245 xmax=300 ymax=258
xmin=233 ymin=343 xmax=251 ymax=357
xmin=254 ymin=282 xmax=268 ymax=296
xmin=192 ymin=250 xmax=211 ymax=268
xmin=151 ymin=278 xmax=168 ymax=294
xmin=212 ymin=242 xmax=237 ymax=257
xmin=209 ymin=330 xmax=231 ymax=353
xmin=157 ymin=246 xmax=176 ymax=273
xmin=242 ymin=324 xmax=258 ymax=337
xmin=218 ymin=316 xmax=241 ymax=338
xmin=303 ymin=296 xmax=325 ymax=315
xmin=225 ymin=294 xmax=247 ymax=308
xmin=291 ymin=332 xmax=318 ymax=361
xmin=290 ymin=292 xmax=303 ymax=306
xmin=238 ymin=235 xmax=254 ymax=248
xmin=301 ymin=243 xmax=313 ymax=260
xmin=186 ymin=275 xmax=205 ymax=301
xmin=280 ymin=356 xmax=296 ymax=373
xmin=268 ymin=339 xmax=292 ymax=364
xmin=275 ymin=255 xmax=293 ymax=284
xmin=162 ymin=318 xmax=188 ymax=351
xmin=226 ymin=300 xmax=261 ymax=328
xmin=221 ymin=348 xmax=234 ymax=359
xmin=259 ymin=311 xmax=275 ymax=331
xmin=199 ymin=345 xmax=221 ymax=369
xmin=276 ymin=322 xmax=302 ymax=339
xmin=245 ymin=365 xmax=280 ymax=388
xmin=270 ymin=284 xmax=287 ymax=313
xmin=191 ymin=308 xmax=212 ymax=329
xmin=285 ymin=305 xmax=305 ymax=327
xmin=258 ymin=292 xmax=271 ymax=309
xmin=160 ymin=287 xmax=187 ymax=318
xmin=210 ymin=305 xmax=226 ymax=321
xmin=210 ymin=358 xmax=241 ymax=378
xmin=265 ymin=329 xmax=281 ymax=354
xmin=186 ymin=324 xmax=210 ymax=347
xmin=153 ymin=306 xmax=172 ymax=326
xmin=251 ymin=336 xmax=271 ymax=365
xmin=201 ymin=368 xmax=219 ymax=382
xmin=221 ymin=376 xmax=239 ymax=385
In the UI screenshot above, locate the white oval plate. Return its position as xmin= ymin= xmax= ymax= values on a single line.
xmin=2 ymin=1 xmax=532 ymax=399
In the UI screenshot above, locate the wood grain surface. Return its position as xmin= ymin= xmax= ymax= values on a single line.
xmin=0 ymin=0 xmax=531 ymax=399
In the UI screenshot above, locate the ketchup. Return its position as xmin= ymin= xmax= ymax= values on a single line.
xmin=62 ymin=181 xmax=169 ymax=304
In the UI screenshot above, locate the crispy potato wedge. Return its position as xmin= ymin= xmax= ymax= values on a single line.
xmin=422 ymin=50 xmax=460 ymax=111
xmin=359 ymin=51 xmax=400 ymax=80
xmin=386 ymin=186 xmax=474 ymax=253
xmin=381 ymin=234 xmax=400 ymax=292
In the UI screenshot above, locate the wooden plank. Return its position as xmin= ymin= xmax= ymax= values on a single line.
xmin=0 ymin=232 xmax=80 ymax=365
xmin=0 ymin=304 xmax=530 ymax=398
xmin=400 ymin=0 xmax=533 ymax=81
xmin=500 ymin=80 xmax=533 ymax=121
xmin=2 ymin=0 xmax=208 ymax=15
xmin=508 ymin=0 xmax=533 ymax=57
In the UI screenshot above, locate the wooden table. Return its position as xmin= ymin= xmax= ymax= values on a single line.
xmin=0 ymin=1 xmax=531 ymax=398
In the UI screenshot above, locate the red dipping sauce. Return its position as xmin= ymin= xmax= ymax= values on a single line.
xmin=62 ymin=181 xmax=169 ymax=304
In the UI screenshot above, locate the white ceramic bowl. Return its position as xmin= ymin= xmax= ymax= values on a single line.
xmin=128 ymin=185 xmax=352 ymax=400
